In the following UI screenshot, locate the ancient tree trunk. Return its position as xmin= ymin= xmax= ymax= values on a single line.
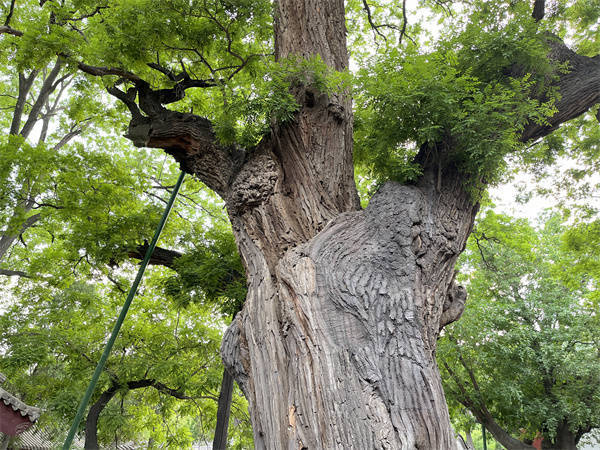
xmin=542 ymin=421 xmax=578 ymax=450
xmin=107 ymin=0 xmax=600 ymax=447
xmin=223 ymin=169 xmax=475 ymax=448
xmin=218 ymin=1 xmax=472 ymax=447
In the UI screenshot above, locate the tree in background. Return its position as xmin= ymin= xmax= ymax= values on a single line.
xmin=1 ymin=0 xmax=600 ymax=447
xmin=0 ymin=278 xmax=253 ymax=448
xmin=0 ymin=6 xmax=250 ymax=445
xmin=439 ymin=211 xmax=600 ymax=450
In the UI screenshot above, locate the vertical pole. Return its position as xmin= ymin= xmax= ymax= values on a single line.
xmin=212 ymin=368 xmax=234 ymax=450
xmin=482 ymin=423 xmax=487 ymax=450
xmin=212 ymin=311 xmax=240 ymax=450
xmin=62 ymin=172 xmax=185 ymax=449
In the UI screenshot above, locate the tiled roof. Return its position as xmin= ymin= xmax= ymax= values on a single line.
xmin=0 ymin=373 xmax=41 ymax=423
xmin=12 ymin=425 xmax=142 ymax=450
xmin=8 ymin=426 xmax=85 ymax=450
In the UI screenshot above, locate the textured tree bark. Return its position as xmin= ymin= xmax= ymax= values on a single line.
xmin=215 ymin=1 xmax=468 ymax=447
xmin=216 ymin=31 xmax=600 ymax=450
xmin=222 ymin=165 xmax=475 ymax=449
xmin=521 ymin=39 xmax=600 ymax=142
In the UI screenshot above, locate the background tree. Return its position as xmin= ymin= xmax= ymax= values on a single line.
xmin=0 ymin=277 xmax=254 ymax=448
xmin=0 ymin=2 xmax=251 ymax=445
xmin=2 ymin=0 xmax=600 ymax=447
xmin=439 ymin=211 xmax=600 ymax=450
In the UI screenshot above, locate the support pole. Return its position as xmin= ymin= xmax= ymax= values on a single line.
xmin=62 ymin=171 xmax=185 ymax=449
xmin=482 ymin=423 xmax=488 ymax=450
xmin=212 ymin=368 xmax=234 ymax=450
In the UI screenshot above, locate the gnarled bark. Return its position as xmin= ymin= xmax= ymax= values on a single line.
xmin=217 ymin=31 xmax=599 ymax=447
xmin=222 ymin=164 xmax=475 ymax=448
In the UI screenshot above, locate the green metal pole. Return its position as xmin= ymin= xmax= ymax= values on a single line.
xmin=62 ymin=171 xmax=185 ymax=449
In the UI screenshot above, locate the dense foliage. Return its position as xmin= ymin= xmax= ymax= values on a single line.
xmin=353 ymin=2 xmax=562 ymax=191
xmin=0 ymin=6 xmax=253 ymax=445
xmin=0 ymin=279 xmax=252 ymax=447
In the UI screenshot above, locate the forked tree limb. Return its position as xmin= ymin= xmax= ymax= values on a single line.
xmin=10 ymin=70 xmax=39 ymax=135
xmin=19 ymin=57 xmax=63 ymax=139
xmin=521 ymin=37 xmax=600 ymax=142
xmin=0 ymin=24 xmax=22 ymax=35
xmin=71 ymin=58 xmax=243 ymax=194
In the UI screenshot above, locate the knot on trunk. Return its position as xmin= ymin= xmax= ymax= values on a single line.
xmin=439 ymin=282 xmax=467 ymax=331
xmin=227 ymin=152 xmax=279 ymax=212
xmin=126 ymin=116 xmax=152 ymax=147
xmin=221 ymin=315 xmax=250 ymax=397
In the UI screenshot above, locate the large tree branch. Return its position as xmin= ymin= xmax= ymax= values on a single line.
xmin=212 ymin=368 xmax=234 ymax=450
xmin=84 ymin=378 xmax=200 ymax=448
xmin=73 ymin=59 xmax=242 ymax=195
xmin=0 ymin=25 xmax=22 ymax=36
xmin=148 ymin=380 xmax=194 ymax=400
xmin=128 ymin=244 xmax=182 ymax=268
xmin=0 ymin=268 xmax=31 ymax=278
xmin=52 ymin=124 xmax=84 ymax=151
xmin=521 ymin=37 xmax=600 ymax=142
xmin=3 ymin=0 xmax=16 ymax=27
xmin=532 ymin=0 xmax=545 ymax=22
xmin=146 ymin=62 xmax=218 ymax=104
xmin=19 ymin=57 xmax=63 ymax=139
xmin=10 ymin=71 xmax=38 ymax=136
xmin=84 ymin=384 xmax=120 ymax=449
xmin=75 ymin=60 xmax=142 ymax=82
xmin=124 ymin=108 xmax=241 ymax=195
xmin=38 ymin=75 xmax=74 ymax=145
xmin=0 ymin=213 xmax=41 ymax=262
xmin=443 ymin=347 xmax=536 ymax=450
